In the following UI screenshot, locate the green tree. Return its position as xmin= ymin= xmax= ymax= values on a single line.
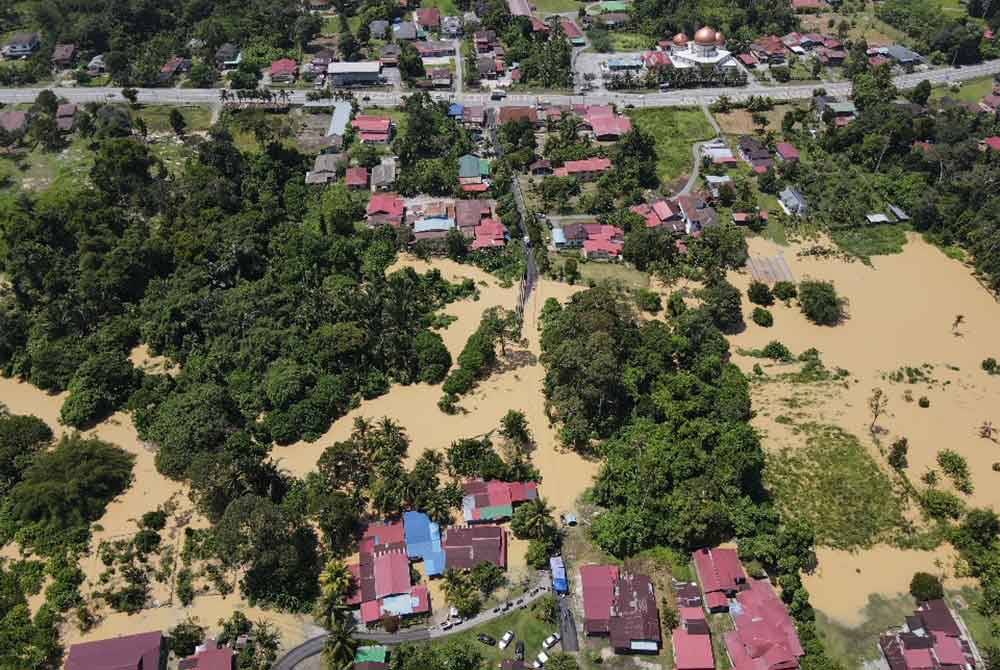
xmin=60 ymin=351 xmax=138 ymax=428
xmin=909 ymin=572 xmax=944 ymax=602
xmin=0 ymin=412 xmax=53 ymax=497
xmin=699 ymin=278 xmax=743 ymax=333
xmin=546 ymin=653 xmax=580 ymax=670
xmin=169 ymin=108 xmax=187 ymax=136
xmin=322 ymin=616 xmax=358 ymax=670
xmin=511 ymin=497 xmax=557 ymax=541
xmin=443 ymin=569 xmax=482 ymax=617
xmin=798 ymin=280 xmax=846 ymax=326
xmin=313 ymin=560 xmax=356 ymax=628
xmin=168 ymin=618 xmax=205 ymax=657
xmin=747 ymin=281 xmax=774 ymax=306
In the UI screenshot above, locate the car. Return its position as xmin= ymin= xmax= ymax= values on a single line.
xmin=362 ymin=95 xmax=371 ymax=101
xmin=491 ymin=89 xmax=507 ymax=100
xmin=493 ymin=606 xmax=501 ymax=614
xmin=542 ymin=633 xmax=561 ymax=650
xmin=533 ymin=651 xmax=550 ymax=668
xmin=660 ymin=82 xmax=671 ymax=91
xmin=515 ymin=641 xmax=525 ymax=661
xmin=499 ymin=630 xmax=515 ymax=649
xmin=441 ymin=621 xmax=453 ymax=630
xmin=477 ymin=634 xmax=497 ymax=646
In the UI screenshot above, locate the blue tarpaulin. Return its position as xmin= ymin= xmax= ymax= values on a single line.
xmin=404 ymin=511 xmax=445 ymax=576
xmin=449 ymin=103 xmax=464 ymax=117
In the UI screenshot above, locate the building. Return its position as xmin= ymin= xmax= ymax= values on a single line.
xmin=705 ymin=174 xmax=734 ymax=199
xmin=413 ymin=214 xmax=457 ymax=241
xmin=750 ymin=35 xmax=788 ymax=64
xmin=306 ymin=154 xmax=345 ymax=185
xmin=669 ymin=27 xmax=736 ymax=70
xmin=562 ymin=19 xmax=586 ymax=46
xmin=792 ymin=0 xmax=828 ymax=10
xmin=352 ymin=115 xmax=393 ymax=143
xmin=530 ymin=159 xmax=553 ymax=176
xmin=367 ymin=193 xmax=407 ymax=226
xmin=0 ymin=110 xmax=28 ymax=135
xmin=775 ymin=141 xmax=800 ymax=162
xmin=676 ymin=194 xmax=719 ymax=234
xmin=725 ymin=579 xmax=805 ymax=670
xmin=416 ymin=7 xmax=442 ymax=31
xmin=692 ymin=547 xmax=747 ymax=611
xmin=879 ymin=599 xmax=977 ymax=670
xmin=414 ymin=40 xmax=456 ymax=57
xmin=815 ymin=96 xmax=858 ymax=125
xmin=551 ymin=556 xmax=569 ymax=593
xmin=463 ymin=105 xmax=486 ymax=128
xmin=459 ymin=153 xmax=491 ymax=190
xmin=470 ymin=218 xmax=508 ymax=249
xmin=882 ymin=44 xmax=924 ymax=66
xmin=215 ymin=43 xmax=242 ymax=70
xmin=179 ymin=640 xmax=235 ymax=670
xmin=325 ymin=100 xmax=353 ymax=149
xmin=779 ymin=186 xmax=809 ymax=216
xmin=590 ymin=114 xmax=633 ymax=140
xmin=3 ymin=32 xmax=40 ymax=58
xmin=461 ymin=480 xmax=539 ymax=522
xmin=403 ymin=511 xmax=446 ymax=576
xmin=581 ymin=565 xmax=661 ymax=653
xmin=630 ymin=199 xmax=684 ymax=232
xmin=395 ymin=22 xmax=419 ymax=40
xmin=554 ymin=157 xmax=612 ymax=181
xmin=370 ymin=20 xmax=390 ymax=38
xmin=443 ymin=15 xmax=463 ymax=36
xmin=56 ymin=104 xmax=77 ymax=132
xmin=327 ymin=61 xmax=382 ymax=87
xmin=738 ymin=135 xmax=774 ymax=173
xmin=701 ymin=139 xmax=739 ymax=167
xmin=371 ymin=157 xmax=397 ymax=191
xmin=443 ymin=525 xmax=507 ymax=569
xmin=66 ymin=631 xmax=166 ymax=670
xmin=498 ymin=106 xmax=539 ymax=125
xmin=51 ymin=43 xmax=77 ymax=68
xmin=674 ymin=627 xmax=714 ymax=670
xmin=355 ymin=645 xmax=389 ymax=670
xmin=603 ymin=55 xmax=645 ymax=74
xmin=346 ymin=167 xmax=369 ymax=189
xmin=269 ymin=58 xmax=298 ymax=83
xmin=161 ymin=56 xmax=192 ymax=82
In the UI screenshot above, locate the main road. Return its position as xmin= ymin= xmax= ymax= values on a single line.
xmin=1 ymin=59 xmax=998 ymax=109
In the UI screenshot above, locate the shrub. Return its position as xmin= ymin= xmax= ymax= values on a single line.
xmin=752 ymin=307 xmax=774 ymax=327
xmin=773 ymin=281 xmax=797 ymax=301
xmin=918 ymin=396 xmax=930 ymax=408
xmin=667 ymin=291 xmax=687 ymax=317
xmin=533 ymin=593 xmax=560 ymax=624
xmin=921 ymin=488 xmax=965 ymax=520
xmin=176 ymin=568 xmax=195 ymax=606
xmin=909 ymin=572 xmax=944 ymax=602
xmin=634 ymin=289 xmax=662 ymax=313
xmin=168 ymin=618 xmax=205 ymax=657
xmin=133 ymin=529 xmax=161 ymax=555
xmin=747 ymin=281 xmax=775 ymax=306
xmin=983 ymin=358 xmax=999 ymax=375
xmin=762 ymin=340 xmax=794 ymax=361
xmin=937 ymin=449 xmax=972 ymax=494
xmin=140 ymin=510 xmax=167 ymax=531
xmin=888 ymin=438 xmax=908 ymax=470
xmin=798 ymin=280 xmax=846 ymax=325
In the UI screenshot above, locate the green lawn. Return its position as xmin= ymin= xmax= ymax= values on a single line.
xmin=135 ymin=105 xmax=213 ymax=134
xmin=425 ymin=607 xmax=556 ymax=667
xmin=932 ymin=0 xmax=968 ymax=17
xmin=551 ymin=253 xmax=651 ymax=289
xmin=765 ymin=423 xmax=906 ymax=550
xmin=420 ymin=0 xmax=460 ymax=14
xmin=830 ymin=223 xmax=909 ymax=262
xmin=951 ymin=587 xmax=996 ymax=650
xmin=0 ymin=138 xmax=94 ymax=192
xmin=627 ymin=107 xmax=715 ymax=185
xmin=531 ymin=0 xmax=580 ymax=12
xmin=815 ymin=593 xmax=917 ymax=669
xmin=932 ymin=75 xmax=995 ymax=103
xmin=608 ymin=31 xmax=653 ymax=51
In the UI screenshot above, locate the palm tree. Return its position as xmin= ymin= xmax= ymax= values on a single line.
xmin=314 ymin=560 xmax=356 ymax=629
xmin=219 ymin=89 xmax=229 ymax=104
xmin=323 ymin=616 xmax=358 ymax=670
xmin=512 ymin=497 xmax=556 ymax=540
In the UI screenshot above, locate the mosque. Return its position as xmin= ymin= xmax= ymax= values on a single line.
xmin=668 ymin=26 xmax=737 ymax=70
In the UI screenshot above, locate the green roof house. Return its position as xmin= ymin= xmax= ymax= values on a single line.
xmin=459 ymin=154 xmax=490 ymax=179
xmin=599 ymin=1 xmax=629 ymax=13
xmin=356 ymin=646 xmax=389 ymax=664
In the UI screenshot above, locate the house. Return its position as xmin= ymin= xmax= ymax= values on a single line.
xmin=581 ymin=566 xmax=661 ymax=652
xmin=883 ymin=44 xmax=924 ymax=66
xmin=583 ymin=225 xmax=625 ymax=260
xmin=555 ymin=157 xmax=612 ymax=181
xmin=66 ymin=631 xmax=166 ymax=670
xmin=179 ymin=640 xmax=235 ymax=670
xmin=367 ymin=193 xmax=407 ymax=226
xmin=674 ymin=627 xmax=714 ymax=670
xmin=750 ymin=35 xmax=787 ymax=63
xmin=380 ymin=44 xmax=401 ymax=67
xmin=462 ymin=480 xmax=539 ymax=521
xmin=775 ymin=141 xmax=800 ymax=162
xmin=780 ymin=186 xmax=809 ymax=216
xmin=328 ymin=61 xmax=382 ymax=86
xmin=459 ymin=153 xmax=491 ymax=188
xmin=215 ymin=43 xmax=242 ymax=70
xmin=590 ymin=115 xmax=633 ymax=141
xmin=725 ymin=579 xmax=805 ymax=670
xmin=56 ymin=104 xmax=77 ymax=132
xmin=692 ymin=547 xmax=747 ymax=612
xmin=530 ymin=159 xmax=553 ymax=176
xmin=554 ymin=223 xmax=594 ymax=249
xmin=429 ymin=68 xmax=452 ymax=87
xmin=888 ymin=204 xmax=910 ymax=222
xmin=416 ymin=7 xmax=442 ymax=31
xmin=403 ymin=510 xmax=446 ymax=576
xmin=562 ymin=19 xmax=586 ymax=46
xmin=980 ymin=95 xmax=1000 ymax=113
xmin=87 ymin=54 xmax=106 ymax=75
xmin=701 ymin=139 xmax=739 ymax=167
xmin=738 ymin=135 xmax=774 ymax=172
xmin=51 ymin=44 xmax=77 ymax=68
xmin=676 ymin=194 xmax=719 ymax=234
xmin=630 ymin=199 xmax=684 ymax=232
xmin=325 ymin=100 xmax=353 ymax=149
xmin=498 ymin=106 xmax=539 ymax=125
xmin=603 ymin=55 xmax=644 ymax=73
xmin=866 ymin=213 xmax=890 ymax=224
xmin=530 ymin=16 xmax=551 ymax=34
xmin=414 ymin=40 xmax=456 ymax=57
xmin=474 ymin=30 xmax=499 ymax=53
xmin=0 ymin=110 xmax=28 ymax=135
xmin=371 ymin=157 xmax=397 ymax=191
xmin=477 ymin=55 xmax=497 ymax=78
xmin=463 ymin=105 xmax=486 ymax=128
xmin=443 ymin=525 xmax=507 ymax=569
xmin=705 ymin=174 xmax=733 ymax=199
xmin=395 ymin=22 xmax=419 ymax=40
xmin=346 ymin=167 xmax=369 ymax=189
xmin=791 ymin=0 xmax=827 ymax=10
xmin=269 ymin=58 xmax=298 ymax=83
xmin=676 ymin=582 xmax=703 ymax=608
xmin=370 ymin=19 xmax=390 ymax=39
xmin=161 ymin=56 xmax=192 ymax=82
xmin=455 ymin=198 xmax=496 ymax=235
xmin=3 ymin=32 xmax=40 ymax=58
xmin=442 ymin=15 xmax=463 ymax=36
xmin=355 ymin=646 xmax=389 ymax=670
xmin=816 ymin=97 xmax=857 ymax=126
xmin=471 ymin=218 xmax=509 ymax=250
xmin=352 ymin=115 xmax=393 ymax=143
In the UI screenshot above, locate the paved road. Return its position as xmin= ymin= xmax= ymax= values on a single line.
xmin=4 ymin=59 xmax=998 ymax=109
xmin=273 ymin=581 xmax=553 ymax=670
xmin=679 ymin=103 xmax=724 ymax=196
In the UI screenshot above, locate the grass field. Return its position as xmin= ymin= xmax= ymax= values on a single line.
xmin=830 ymin=223 xmax=909 ymax=262
xmin=815 ymin=593 xmax=916 ymax=668
xmin=420 ymin=0 xmax=461 ymax=15
xmin=609 ymin=31 xmax=654 ymax=51
xmin=424 ymin=607 xmax=556 ymax=667
xmin=0 ymin=139 xmax=93 ymax=192
xmin=766 ymin=422 xmax=906 ymax=550
xmin=136 ymin=105 xmax=213 ymax=134
xmin=932 ymin=0 xmax=968 ymax=17
xmin=800 ymin=11 xmax=907 ymax=46
xmin=951 ymin=587 xmax=996 ymax=650
xmin=628 ymin=107 xmax=715 ymax=185
xmin=532 ymin=0 xmax=580 ymax=12
xmin=932 ymin=75 xmax=995 ymax=103
xmin=550 ymin=252 xmax=651 ymax=289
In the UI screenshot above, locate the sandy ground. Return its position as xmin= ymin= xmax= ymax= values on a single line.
xmin=720 ymin=233 xmax=1000 ymax=625
xmin=278 ymin=257 xmax=598 ymax=516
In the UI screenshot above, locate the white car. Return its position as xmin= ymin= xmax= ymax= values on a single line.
xmin=499 ymin=630 xmax=515 ymax=650
xmin=533 ymin=651 xmax=550 ymax=668
xmin=542 ymin=633 xmax=561 ymax=650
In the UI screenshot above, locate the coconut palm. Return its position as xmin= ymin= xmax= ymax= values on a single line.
xmin=313 ymin=559 xmax=356 ymax=629
xmin=511 ymin=497 xmax=556 ymax=540
xmin=322 ymin=616 xmax=358 ymax=670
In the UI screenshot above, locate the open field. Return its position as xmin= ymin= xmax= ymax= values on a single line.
xmin=609 ymin=31 xmax=653 ymax=51
xmin=718 ymin=232 xmax=1000 ymax=632
xmin=799 ymin=11 xmax=907 ymax=45
xmin=713 ymin=105 xmax=797 ymax=135
xmin=421 ymin=0 xmax=461 ymax=14
xmin=532 ymin=0 xmax=580 ymax=11
xmin=134 ymin=104 xmax=213 ymax=134
xmin=932 ymin=75 xmax=995 ymax=103
xmin=627 ymin=107 xmax=715 ymax=184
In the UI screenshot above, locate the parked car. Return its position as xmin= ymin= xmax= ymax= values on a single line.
xmin=542 ymin=633 xmax=561 ymax=650
xmin=491 ymin=89 xmax=506 ymax=99
xmin=515 ymin=641 xmax=525 ymax=661
xmin=478 ymin=634 xmax=497 ymax=646
xmin=533 ymin=651 xmax=550 ymax=668
xmin=499 ymin=630 xmax=515 ymax=649
xmin=441 ymin=621 xmax=453 ymax=631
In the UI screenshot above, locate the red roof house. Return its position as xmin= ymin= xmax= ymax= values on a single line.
xmin=415 ymin=7 xmax=442 ymax=29
xmin=581 ymin=564 xmax=621 ymax=635
xmin=693 ymin=547 xmax=747 ymax=600
xmin=471 ymin=218 xmax=508 ymax=250
xmin=643 ymin=51 xmax=673 ymax=68
xmin=674 ymin=628 xmax=715 ymax=670
xmin=726 ymin=579 xmax=804 ymax=670
xmin=269 ymin=58 xmax=298 ymax=83
xmin=561 ymin=19 xmax=584 ymax=39
xmin=775 ymin=142 xmax=800 ymax=162
xmin=66 ymin=631 xmax=165 ymax=670
xmin=498 ymin=106 xmax=539 ymax=125
xmin=443 ymin=525 xmax=507 ymax=569
xmin=984 ymin=136 xmax=1000 ymax=152
xmin=462 ymin=480 xmax=538 ymax=521
xmin=609 ymin=572 xmax=661 ymax=653
xmin=554 ymin=157 xmax=612 ymax=180
xmin=352 ymin=115 xmax=393 ymax=143
xmin=346 ymin=166 xmax=370 ymax=189
xmin=366 ymin=193 xmax=406 ymax=227
xmin=374 ymin=549 xmax=412 ymax=599
xmin=179 ymin=642 xmax=236 ymax=670
xmin=591 ymin=115 xmax=633 ymax=140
